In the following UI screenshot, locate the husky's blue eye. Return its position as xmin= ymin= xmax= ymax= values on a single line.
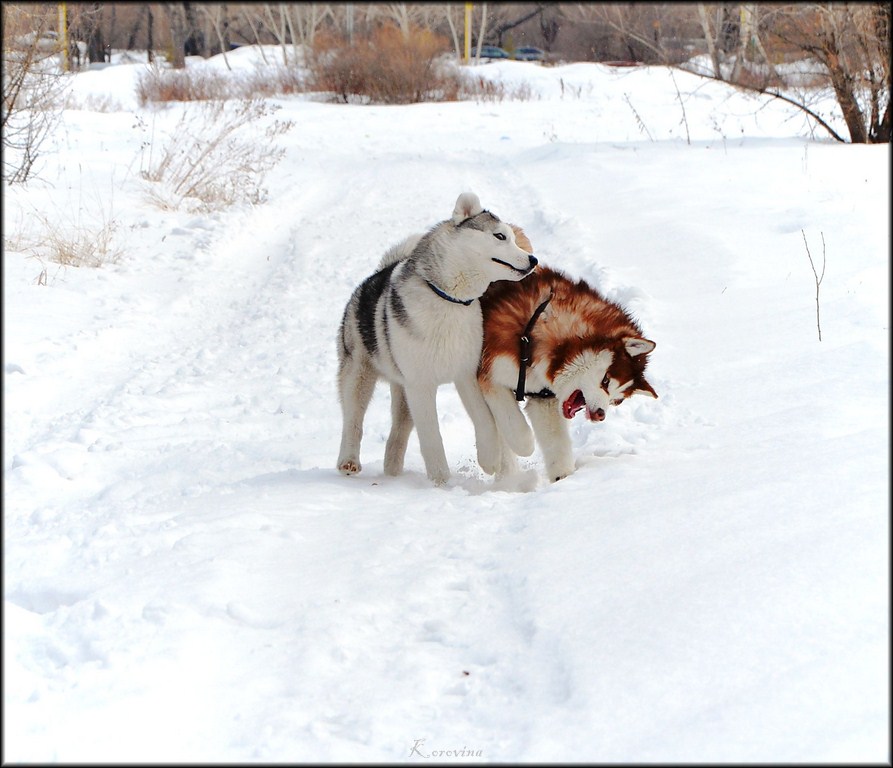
xmin=494 ymin=232 xmax=506 ymax=241
xmin=601 ymin=374 xmax=610 ymax=389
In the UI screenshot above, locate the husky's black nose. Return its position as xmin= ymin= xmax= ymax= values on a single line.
xmin=527 ymin=254 xmax=538 ymax=270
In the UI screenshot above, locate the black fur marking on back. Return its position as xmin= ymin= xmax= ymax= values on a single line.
xmin=357 ymin=261 xmax=398 ymax=356
xmin=338 ymin=317 xmax=352 ymax=359
xmin=389 ymin=284 xmax=409 ymax=327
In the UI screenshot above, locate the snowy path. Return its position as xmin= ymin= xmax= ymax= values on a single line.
xmin=6 ymin=142 xmax=589 ymax=760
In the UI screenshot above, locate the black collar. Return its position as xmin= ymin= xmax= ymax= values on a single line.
xmin=515 ymin=292 xmax=553 ymax=401
xmin=426 ymin=281 xmax=474 ymax=306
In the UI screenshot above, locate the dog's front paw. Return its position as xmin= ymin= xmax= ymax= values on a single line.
xmin=338 ymin=457 xmax=362 ymax=475
xmin=424 ymin=457 xmax=451 ymax=486
xmin=546 ymin=457 xmax=574 ymax=483
xmin=429 ymin=469 xmax=450 ymax=486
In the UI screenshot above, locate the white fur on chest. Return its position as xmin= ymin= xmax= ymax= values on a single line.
xmin=387 ymin=287 xmax=484 ymax=385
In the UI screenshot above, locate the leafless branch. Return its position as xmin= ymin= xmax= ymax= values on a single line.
xmin=801 ymin=229 xmax=827 ymax=342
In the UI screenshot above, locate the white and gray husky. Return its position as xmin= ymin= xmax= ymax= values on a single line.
xmin=337 ymin=192 xmax=537 ymax=485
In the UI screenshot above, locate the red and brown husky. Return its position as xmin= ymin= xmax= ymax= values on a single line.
xmin=479 ymin=228 xmax=657 ymax=482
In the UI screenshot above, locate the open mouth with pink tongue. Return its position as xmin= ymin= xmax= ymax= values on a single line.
xmin=562 ymin=390 xmax=606 ymax=421
xmin=562 ymin=390 xmax=586 ymax=419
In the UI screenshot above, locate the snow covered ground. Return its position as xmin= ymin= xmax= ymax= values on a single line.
xmin=3 ymin=48 xmax=890 ymax=762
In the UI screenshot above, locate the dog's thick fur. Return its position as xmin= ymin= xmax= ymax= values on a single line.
xmin=337 ymin=192 xmax=538 ymax=485
xmin=479 ymin=260 xmax=657 ymax=482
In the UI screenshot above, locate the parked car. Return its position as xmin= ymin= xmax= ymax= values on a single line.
xmin=514 ymin=46 xmax=545 ymax=61
xmin=478 ymin=45 xmax=508 ymax=59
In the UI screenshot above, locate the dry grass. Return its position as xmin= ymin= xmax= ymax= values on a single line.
xmin=64 ymin=91 xmax=125 ymax=112
xmin=136 ymin=60 xmax=308 ymax=104
xmin=17 ymin=206 xmax=123 ymax=271
xmin=140 ymin=98 xmax=293 ymax=211
xmin=457 ymin=74 xmax=537 ymax=102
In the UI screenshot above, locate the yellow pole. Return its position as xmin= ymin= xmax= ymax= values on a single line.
xmin=464 ymin=2 xmax=472 ymax=61
xmin=58 ymin=3 xmax=69 ymax=71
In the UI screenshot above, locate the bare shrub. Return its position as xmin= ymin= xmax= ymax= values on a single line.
xmin=64 ymin=91 xmax=122 ymax=112
xmin=306 ymin=32 xmax=370 ymax=103
xmin=2 ymin=4 xmax=69 ymax=182
xmin=140 ymin=98 xmax=293 ymax=211
xmin=136 ymin=62 xmax=232 ymax=104
xmin=456 ymin=74 xmax=507 ymax=102
xmin=243 ymin=63 xmax=306 ymax=97
xmin=136 ymin=60 xmax=309 ymax=104
xmin=456 ymin=73 xmax=537 ymax=102
xmin=308 ymin=24 xmax=455 ymax=104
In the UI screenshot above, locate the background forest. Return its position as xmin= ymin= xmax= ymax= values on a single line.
xmin=4 ymin=3 xmax=890 ymax=153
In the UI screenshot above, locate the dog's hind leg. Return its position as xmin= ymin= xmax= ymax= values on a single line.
xmin=384 ymin=383 xmax=413 ymax=476
xmin=525 ymin=398 xmax=574 ymax=482
xmin=403 ymin=383 xmax=450 ymax=485
xmin=456 ymin=374 xmax=500 ymax=475
xmin=337 ymin=356 xmax=378 ymax=475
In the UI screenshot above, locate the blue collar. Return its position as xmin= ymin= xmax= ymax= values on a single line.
xmin=426 ymin=281 xmax=474 ymax=306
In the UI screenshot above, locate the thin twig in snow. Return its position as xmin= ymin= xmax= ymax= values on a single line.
xmin=669 ymin=69 xmax=691 ymax=145
xmin=801 ymin=229 xmax=826 ymax=341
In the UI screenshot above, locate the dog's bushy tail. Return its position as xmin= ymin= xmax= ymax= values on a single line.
xmin=377 ymin=232 xmax=423 ymax=270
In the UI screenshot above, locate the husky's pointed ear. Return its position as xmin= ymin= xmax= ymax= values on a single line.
xmin=624 ymin=337 xmax=655 ymax=357
xmin=452 ymin=192 xmax=483 ymax=224
xmin=635 ymin=377 xmax=659 ymax=399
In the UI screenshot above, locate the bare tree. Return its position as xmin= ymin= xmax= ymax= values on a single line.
xmin=2 ymin=4 xmax=69 ymax=182
xmin=364 ymin=3 xmax=444 ymax=40
xmin=182 ymin=2 xmax=206 ymax=56
xmin=697 ymin=3 xmax=723 ymax=77
xmin=259 ymin=4 xmax=292 ymax=64
xmin=67 ymin=3 xmax=107 ymax=64
xmin=766 ymin=3 xmax=890 ymax=143
xmin=147 ymin=5 xmax=155 ymax=62
xmin=540 ymin=4 xmax=561 ymax=51
xmin=237 ymin=5 xmax=271 ymax=62
xmin=475 ymin=3 xmax=488 ymax=60
xmin=565 ymin=3 xmax=888 ymax=144
xmin=696 ymin=3 xmax=890 ymax=143
xmin=491 ymin=3 xmax=543 ymax=48
xmin=561 ymin=3 xmax=700 ymax=63
xmin=166 ymin=4 xmax=187 ymax=68
xmin=287 ymin=3 xmax=331 ymax=46
xmin=201 ymin=4 xmax=231 ymax=68
xmin=443 ymin=3 xmax=463 ymax=59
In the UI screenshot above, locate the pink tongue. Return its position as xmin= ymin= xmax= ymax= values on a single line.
xmin=562 ymin=390 xmax=585 ymax=419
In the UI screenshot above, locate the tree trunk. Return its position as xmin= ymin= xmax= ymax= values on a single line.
xmin=147 ymin=5 xmax=154 ymax=63
xmin=86 ymin=3 xmax=105 ymax=64
xmin=182 ymin=2 xmax=205 ymax=56
xmin=167 ymin=4 xmax=187 ymax=68
xmin=697 ymin=3 xmax=723 ymax=79
xmin=871 ymin=101 xmax=890 ymax=142
xmin=826 ymin=53 xmax=869 ymax=143
xmin=475 ymin=2 xmax=488 ymax=59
